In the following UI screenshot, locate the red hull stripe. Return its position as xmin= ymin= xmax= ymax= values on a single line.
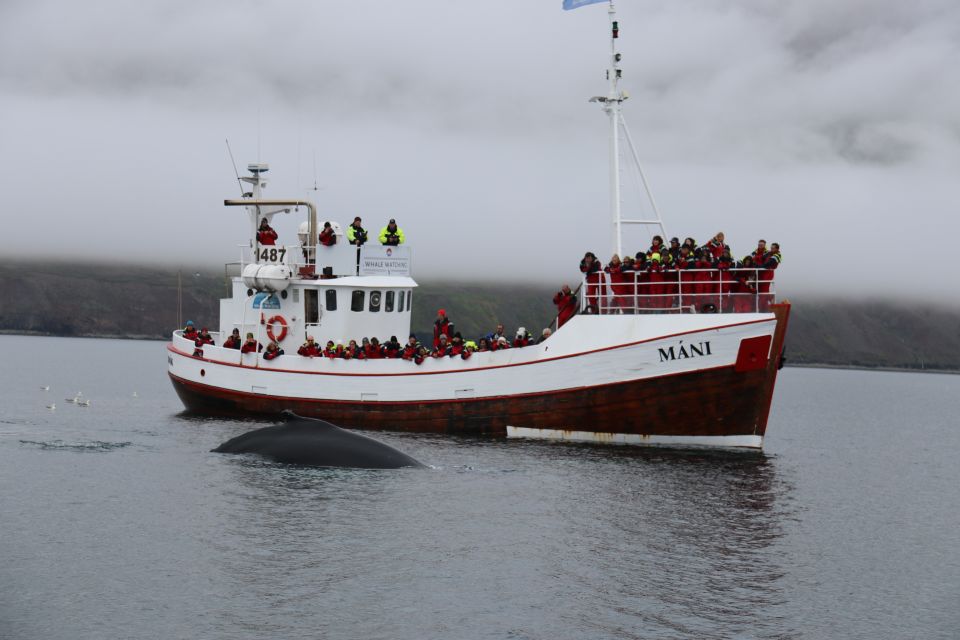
xmin=169 ymin=358 xmax=739 ymax=407
xmin=169 ymin=316 xmax=774 ymax=378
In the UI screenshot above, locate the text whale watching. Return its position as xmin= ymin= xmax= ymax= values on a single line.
xmin=168 ymin=1 xmax=790 ymax=449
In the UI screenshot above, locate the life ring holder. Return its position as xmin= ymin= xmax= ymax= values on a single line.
xmin=266 ymin=315 xmax=288 ymax=343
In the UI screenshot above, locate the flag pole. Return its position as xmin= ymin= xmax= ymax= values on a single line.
xmin=606 ymin=1 xmax=622 ymax=259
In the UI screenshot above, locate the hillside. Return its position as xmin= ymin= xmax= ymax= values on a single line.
xmin=1 ymin=261 xmax=957 ymax=371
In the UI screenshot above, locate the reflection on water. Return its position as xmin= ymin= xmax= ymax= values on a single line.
xmin=2 ymin=336 xmax=958 ymax=640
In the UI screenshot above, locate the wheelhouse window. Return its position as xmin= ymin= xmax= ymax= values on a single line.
xmin=398 ymin=290 xmax=405 ymax=313
xmin=369 ymin=290 xmax=382 ymax=312
xmin=351 ymin=290 xmax=365 ymax=312
xmin=385 ymin=291 xmax=395 ymax=312
xmin=325 ymin=289 xmax=337 ymax=311
xmin=407 ymin=290 xmax=412 ymax=311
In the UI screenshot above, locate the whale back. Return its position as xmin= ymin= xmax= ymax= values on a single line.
xmin=212 ymin=412 xmax=425 ymax=469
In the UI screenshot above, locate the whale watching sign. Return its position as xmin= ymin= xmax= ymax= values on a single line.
xmin=359 ymin=246 xmax=411 ymax=277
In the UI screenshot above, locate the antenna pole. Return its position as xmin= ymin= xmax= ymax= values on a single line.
xmin=225 ymin=139 xmax=244 ymax=196
xmin=607 ymin=1 xmax=623 ymax=259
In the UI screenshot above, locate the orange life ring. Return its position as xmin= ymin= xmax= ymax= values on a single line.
xmin=266 ymin=315 xmax=288 ymax=343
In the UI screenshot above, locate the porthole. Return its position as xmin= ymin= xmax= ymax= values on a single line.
xmin=246 ymin=289 xmax=254 ymax=297
xmin=280 ymin=290 xmax=288 ymax=299
xmin=369 ymin=291 xmax=382 ymax=312
xmin=200 ymin=369 xmax=206 ymax=377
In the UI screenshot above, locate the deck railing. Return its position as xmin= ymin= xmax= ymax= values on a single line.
xmin=580 ymin=267 xmax=776 ymax=315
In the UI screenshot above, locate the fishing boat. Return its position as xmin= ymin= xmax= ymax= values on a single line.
xmin=168 ymin=2 xmax=790 ymax=449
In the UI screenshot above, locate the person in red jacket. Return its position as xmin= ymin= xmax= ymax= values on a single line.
xmin=704 ymin=232 xmax=729 ymax=260
xmin=257 ymin=218 xmax=278 ymax=245
xmin=674 ymin=246 xmax=696 ymax=309
xmin=449 ymin=335 xmax=466 ymax=357
xmin=513 ymin=328 xmax=530 ymax=348
xmin=402 ymin=335 xmax=419 ymax=361
xmin=318 ymin=221 xmax=337 ymax=247
xmin=433 ymin=310 xmax=453 ymax=348
xmin=552 ymin=284 xmax=577 ymax=328
xmin=604 ymin=254 xmax=633 ymax=313
xmin=182 ymin=320 xmax=198 ymax=342
xmin=195 ymin=327 xmax=215 ymax=346
xmin=432 ymin=334 xmax=450 ymax=358
xmin=298 ymin=336 xmax=321 ymax=357
xmin=222 ymin=328 xmax=241 ymax=349
xmin=758 ymin=242 xmax=782 ymax=311
xmin=579 ymin=251 xmax=602 ymax=313
xmin=364 ymin=337 xmax=384 ymax=359
xmin=344 ymin=339 xmax=364 ymax=360
xmin=646 ymin=253 xmax=666 ymax=309
xmin=241 ymin=332 xmax=262 ymax=353
xmin=716 ymin=249 xmax=736 ymax=312
xmin=694 ymin=248 xmax=717 ymax=311
xmin=263 ymin=341 xmax=284 ymax=360
xmin=647 ymin=235 xmax=665 ymax=257
xmin=322 ymin=340 xmax=337 ymax=358
xmin=751 ymin=239 xmax=767 ymax=265
xmin=383 ymin=336 xmax=401 ymax=358
xmin=733 ymin=256 xmax=758 ymax=312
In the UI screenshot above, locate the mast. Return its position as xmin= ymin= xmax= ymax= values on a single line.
xmin=588 ymin=1 xmax=667 ymax=259
xmin=607 ymin=2 xmax=622 ymax=258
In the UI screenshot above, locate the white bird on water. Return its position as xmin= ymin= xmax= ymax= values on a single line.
xmin=77 ymin=399 xmax=91 ymax=407
xmin=132 ymin=391 xmax=138 ymax=398
xmin=40 ymin=385 xmax=50 ymax=391
xmin=46 ymin=403 xmax=55 ymax=410
xmin=65 ymin=397 xmax=76 ymax=403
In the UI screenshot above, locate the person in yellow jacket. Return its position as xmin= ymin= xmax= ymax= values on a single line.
xmin=378 ymin=219 xmax=405 ymax=246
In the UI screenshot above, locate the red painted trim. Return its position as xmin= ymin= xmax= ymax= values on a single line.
xmin=168 ymin=315 xmax=774 ymax=379
xmin=170 ymin=358 xmax=738 ymax=406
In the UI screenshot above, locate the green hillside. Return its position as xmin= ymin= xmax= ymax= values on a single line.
xmin=1 ymin=261 xmax=957 ymax=371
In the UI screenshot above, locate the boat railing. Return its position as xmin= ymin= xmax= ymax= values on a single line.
xmin=235 ymin=243 xmax=412 ymax=279
xmin=580 ymin=267 xmax=777 ymax=315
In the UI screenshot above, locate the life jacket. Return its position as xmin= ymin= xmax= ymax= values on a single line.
xmin=182 ymin=327 xmax=198 ymax=340
xmin=319 ymin=228 xmax=337 ymax=246
xmin=257 ymin=227 xmax=278 ymax=245
xmin=299 ymin=343 xmax=321 ymax=357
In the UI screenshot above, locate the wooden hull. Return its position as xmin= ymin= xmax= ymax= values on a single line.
xmin=169 ymin=302 xmax=789 ymax=447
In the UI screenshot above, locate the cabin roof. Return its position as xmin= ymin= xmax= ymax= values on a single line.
xmin=304 ymin=275 xmax=418 ymax=289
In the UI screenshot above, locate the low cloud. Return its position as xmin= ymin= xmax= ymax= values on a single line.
xmin=1 ymin=0 xmax=958 ymax=299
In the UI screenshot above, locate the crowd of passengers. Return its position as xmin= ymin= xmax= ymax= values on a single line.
xmin=181 ymin=311 xmax=551 ymax=365
xmin=576 ymin=233 xmax=783 ymax=315
xmin=181 ymin=232 xmax=782 ymax=360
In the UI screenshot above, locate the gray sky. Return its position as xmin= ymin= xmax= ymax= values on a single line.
xmin=2 ymin=0 xmax=958 ymax=298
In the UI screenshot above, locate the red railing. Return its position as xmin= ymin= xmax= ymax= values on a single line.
xmin=580 ymin=268 xmax=776 ymax=314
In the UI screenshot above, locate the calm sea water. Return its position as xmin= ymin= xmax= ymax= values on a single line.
xmin=1 ymin=335 xmax=957 ymax=640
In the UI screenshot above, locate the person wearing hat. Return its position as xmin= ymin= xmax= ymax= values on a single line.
xmin=384 ymin=335 xmax=402 ymax=358
xmin=378 ymin=219 xmax=405 ymax=246
xmin=536 ymin=327 xmax=552 ymax=344
xmin=222 ymin=328 xmax=241 ymax=349
xmin=346 ymin=217 xmax=368 ymax=246
xmin=513 ymin=327 xmax=531 ymax=348
xmin=182 ymin=320 xmax=198 ymax=342
xmin=433 ymin=309 xmax=454 ymax=348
